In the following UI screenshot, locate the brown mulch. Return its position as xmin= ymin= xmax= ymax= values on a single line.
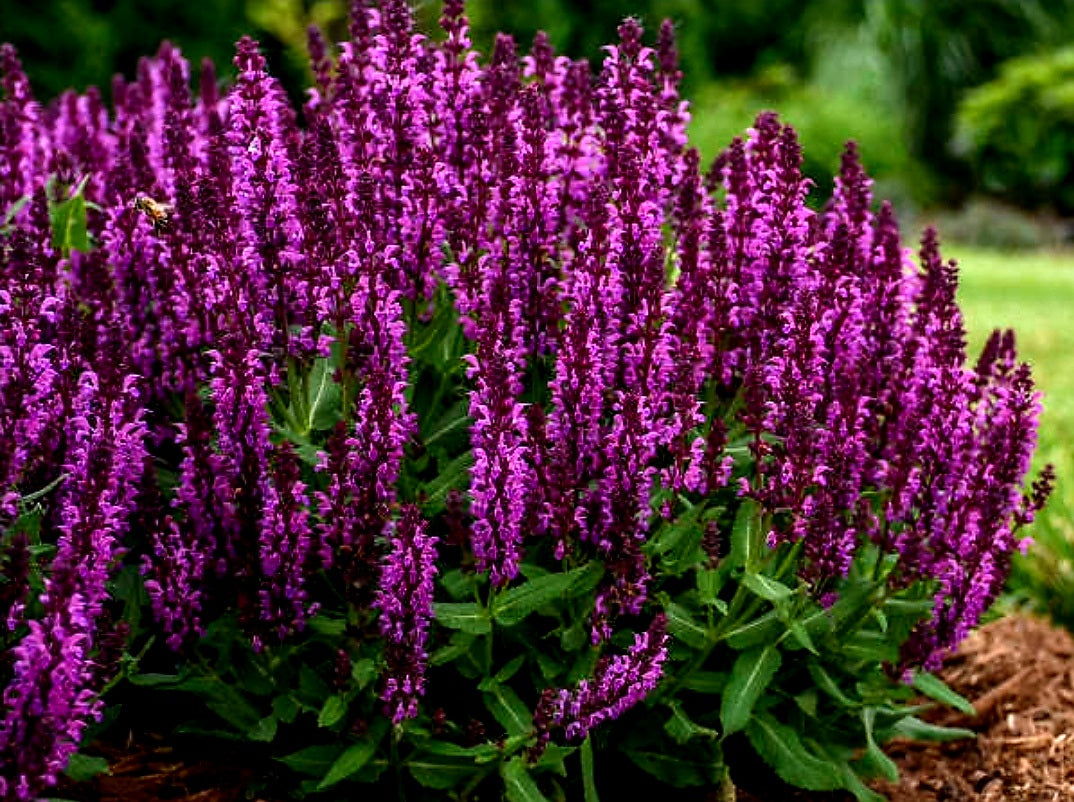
xmin=868 ymin=613 xmax=1074 ymax=802
xmin=54 ymin=614 xmax=1074 ymax=802
xmin=53 ymin=731 xmax=289 ymax=802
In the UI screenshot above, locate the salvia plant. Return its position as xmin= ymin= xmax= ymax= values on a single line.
xmin=0 ymin=2 xmax=1054 ymax=800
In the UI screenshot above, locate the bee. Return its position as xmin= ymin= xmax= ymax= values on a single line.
xmin=132 ymin=195 xmax=173 ymax=233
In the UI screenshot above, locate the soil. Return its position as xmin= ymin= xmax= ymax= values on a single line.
xmin=53 ymin=614 xmax=1074 ymax=802
xmin=738 ymin=614 xmax=1074 ymax=802
xmin=867 ymin=613 xmax=1074 ymax=802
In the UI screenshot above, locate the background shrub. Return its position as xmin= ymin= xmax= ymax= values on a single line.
xmin=954 ymin=47 xmax=1074 ymax=214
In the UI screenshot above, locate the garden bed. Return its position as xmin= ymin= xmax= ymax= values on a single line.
xmin=737 ymin=613 xmax=1074 ymax=802
xmin=53 ymin=614 xmax=1074 ymax=802
xmin=868 ymin=613 xmax=1074 ymax=802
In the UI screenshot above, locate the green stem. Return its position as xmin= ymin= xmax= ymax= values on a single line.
xmin=484 ymin=584 xmax=498 ymax=675
xmin=716 ymin=770 xmax=737 ymax=802
xmin=661 ymin=537 xmax=796 ymax=701
xmin=457 ymin=765 xmax=496 ymax=802
xmin=392 ymin=726 xmax=407 ymax=802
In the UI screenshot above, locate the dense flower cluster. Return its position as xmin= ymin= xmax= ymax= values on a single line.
xmin=0 ymin=1 xmax=1050 ymax=797
xmin=531 ymin=614 xmax=668 ymax=756
xmin=0 ymin=161 xmax=146 ymax=796
xmin=374 ymin=504 xmax=438 ymax=723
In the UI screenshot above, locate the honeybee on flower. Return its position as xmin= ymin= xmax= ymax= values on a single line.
xmin=132 ymin=195 xmax=173 ymax=232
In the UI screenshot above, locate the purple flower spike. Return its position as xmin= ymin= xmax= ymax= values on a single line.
xmin=374 ymin=505 xmax=438 ymax=724
xmin=1 ymin=45 xmax=49 ymax=217
xmin=1 ymin=370 xmax=145 ymax=799
xmin=256 ymin=442 xmax=316 ymax=647
xmin=532 ymin=614 xmax=668 ymax=755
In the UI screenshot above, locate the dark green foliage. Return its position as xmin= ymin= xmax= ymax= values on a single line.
xmin=955 ymin=47 xmax=1074 ymax=213
xmin=0 ymin=0 xmax=283 ymax=100
xmin=867 ymin=0 xmax=1074 ymax=185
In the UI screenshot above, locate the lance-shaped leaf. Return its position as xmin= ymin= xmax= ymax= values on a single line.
xmin=720 ymin=645 xmax=781 ymax=735
xmin=502 ymin=755 xmax=550 ymax=802
xmin=745 ymin=713 xmax=843 ymax=791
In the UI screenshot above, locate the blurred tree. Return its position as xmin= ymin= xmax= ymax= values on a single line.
xmin=464 ymin=0 xmax=862 ymax=93
xmin=954 ymin=47 xmax=1074 ymax=214
xmin=865 ymin=0 xmax=1074 ymax=199
xmin=6 ymin=0 xmax=1074 ymax=211
xmin=0 ymin=0 xmax=300 ymax=102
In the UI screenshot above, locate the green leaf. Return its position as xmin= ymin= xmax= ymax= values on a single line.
xmin=842 ymin=773 xmax=889 ymax=802
xmin=560 ymin=620 xmax=588 ymax=652
xmin=420 ymin=740 xmax=500 ymax=763
xmin=318 ymin=694 xmax=348 ymax=729
xmin=647 ymin=503 xmax=706 ymax=573
xmin=298 ymin=664 xmax=333 ymax=709
xmin=431 ymin=631 xmax=477 ymax=666
xmin=622 ymin=743 xmax=724 ymax=788
xmin=63 ymin=753 xmax=111 ymax=782
xmin=503 ymin=755 xmax=550 ymax=802
xmin=696 ymin=568 xmax=727 ymax=610
xmin=434 ymin=602 xmax=491 ymax=634
xmin=536 ymin=744 xmax=575 ymax=777
xmin=307 ymin=614 xmax=346 ymax=637
xmin=351 ymin=658 xmax=377 ymax=689
xmin=172 ymin=675 xmax=263 ymax=734
xmin=126 ymin=671 xmax=185 ymax=687
xmin=421 ymin=451 xmax=473 ymax=515
xmin=665 ymin=702 xmax=719 ymax=745
xmin=18 ymin=473 xmax=67 ymax=506
xmin=410 ymin=283 xmax=463 ymax=363
xmin=306 ymin=357 xmax=342 ymax=431
xmin=317 ymin=722 xmax=386 ymax=789
xmin=408 ymin=753 xmax=483 ymax=790
xmin=729 ymin=499 xmax=762 ymax=570
xmin=422 ymin=400 xmax=471 ymax=448
xmin=825 ymin=580 xmax=881 ymax=633
xmin=786 ymin=619 xmax=819 ymax=654
xmin=493 ymin=563 xmax=600 ymax=627
xmin=891 ymin=716 xmax=975 ymax=742
xmin=793 ymin=689 xmax=819 ymax=718
xmin=273 ymin=694 xmax=300 ymax=724
xmin=882 ymin=597 xmax=936 ymax=621
xmin=565 ymin=560 xmax=605 ymax=598
xmin=681 ymin=670 xmax=728 ymax=695
xmin=12 ymin=507 xmax=43 ymax=541
xmin=910 ymin=673 xmax=975 ymax=716
xmin=812 ymin=744 xmax=889 ymax=802
xmin=741 ymin=572 xmax=794 ymax=604
xmin=720 ymin=645 xmax=782 ymax=735
xmin=482 ymin=681 xmax=531 ymax=736
xmin=248 ymin=715 xmax=278 ymax=743
xmin=724 ymin=609 xmax=783 ymax=650
xmin=1 ymin=194 xmax=29 ymax=231
xmin=112 ymin=565 xmax=146 ymax=637
xmin=581 ymin=737 xmax=599 ymax=802
xmin=50 ymin=180 xmax=91 ymax=254
xmin=494 ymin=655 xmax=527 ymax=684
xmin=860 ymin=707 xmax=899 ymax=782
xmin=440 ymin=568 xmax=474 ymax=600
xmin=745 ymin=713 xmax=844 ymax=791
xmin=790 ymin=605 xmax=835 ymax=645
xmin=664 ymin=601 xmax=711 ymax=650
xmin=276 ymin=744 xmax=344 ymax=776
xmin=807 ymin=662 xmax=859 ymax=709
xmin=840 ymin=629 xmax=900 ymax=664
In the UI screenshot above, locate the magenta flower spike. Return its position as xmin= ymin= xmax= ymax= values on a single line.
xmin=374 ymin=505 xmax=438 ymax=723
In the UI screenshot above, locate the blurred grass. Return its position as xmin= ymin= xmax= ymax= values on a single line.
xmin=951 ymin=244 xmax=1074 ymax=625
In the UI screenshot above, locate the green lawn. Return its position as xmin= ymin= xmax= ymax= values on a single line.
xmin=950 ymin=245 xmax=1074 ymax=623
